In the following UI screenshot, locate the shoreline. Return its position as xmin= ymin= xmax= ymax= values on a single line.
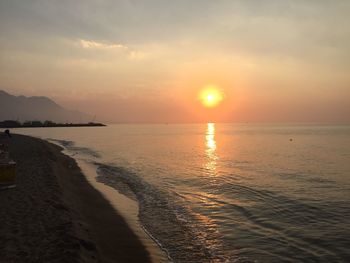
xmin=71 ymin=155 xmax=169 ymax=263
xmin=1 ymin=134 xmax=152 ymax=262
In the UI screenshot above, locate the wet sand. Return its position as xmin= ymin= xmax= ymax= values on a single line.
xmin=0 ymin=134 xmax=151 ymax=263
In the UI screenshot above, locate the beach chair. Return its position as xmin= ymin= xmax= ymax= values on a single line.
xmin=0 ymin=145 xmax=16 ymax=189
xmin=0 ymin=131 xmax=16 ymax=189
xmin=0 ymin=160 xmax=16 ymax=189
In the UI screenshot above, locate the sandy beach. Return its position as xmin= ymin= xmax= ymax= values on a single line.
xmin=0 ymin=134 xmax=151 ymax=263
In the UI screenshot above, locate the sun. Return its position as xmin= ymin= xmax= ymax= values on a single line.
xmin=199 ymin=85 xmax=224 ymax=108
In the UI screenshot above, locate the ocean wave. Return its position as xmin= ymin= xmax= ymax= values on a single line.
xmin=48 ymin=138 xmax=101 ymax=158
xmin=48 ymin=138 xmax=74 ymax=148
xmin=95 ymin=163 xmax=238 ymax=263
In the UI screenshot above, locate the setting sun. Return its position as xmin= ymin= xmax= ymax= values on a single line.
xmin=199 ymin=86 xmax=224 ymax=108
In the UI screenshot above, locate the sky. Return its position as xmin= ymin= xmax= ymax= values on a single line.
xmin=0 ymin=0 xmax=349 ymax=123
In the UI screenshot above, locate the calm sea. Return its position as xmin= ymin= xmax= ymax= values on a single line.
xmin=16 ymin=124 xmax=350 ymax=262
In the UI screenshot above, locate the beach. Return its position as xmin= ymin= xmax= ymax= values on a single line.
xmin=0 ymin=134 xmax=151 ymax=263
xmin=5 ymin=124 xmax=350 ymax=262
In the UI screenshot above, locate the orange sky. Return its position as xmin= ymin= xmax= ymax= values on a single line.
xmin=0 ymin=1 xmax=349 ymax=123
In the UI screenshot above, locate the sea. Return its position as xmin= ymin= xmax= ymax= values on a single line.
xmin=15 ymin=124 xmax=350 ymax=262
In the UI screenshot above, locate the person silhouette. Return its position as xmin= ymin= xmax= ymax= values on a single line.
xmin=4 ymin=129 xmax=12 ymax=138
xmin=0 ymin=129 xmax=12 ymax=159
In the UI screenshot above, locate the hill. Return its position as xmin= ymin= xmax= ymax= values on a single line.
xmin=0 ymin=90 xmax=91 ymax=122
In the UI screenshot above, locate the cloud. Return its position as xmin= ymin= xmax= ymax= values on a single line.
xmin=78 ymin=39 xmax=145 ymax=60
xmin=79 ymin=39 xmax=127 ymax=50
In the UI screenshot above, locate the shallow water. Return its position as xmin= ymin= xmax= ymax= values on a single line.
xmin=16 ymin=124 xmax=350 ymax=262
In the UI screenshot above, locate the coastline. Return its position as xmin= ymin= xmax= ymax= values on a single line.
xmin=75 ymin=160 xmax=169 ymax=263
xmin=1 ymin=134 xmax=152 ymax=262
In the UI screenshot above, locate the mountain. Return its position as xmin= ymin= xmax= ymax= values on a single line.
xmin=0 ymin=90 xmax=91 ymax=122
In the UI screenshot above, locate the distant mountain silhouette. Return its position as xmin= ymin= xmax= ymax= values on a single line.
xmin=0 ymin=90 xmax=91 ymax=122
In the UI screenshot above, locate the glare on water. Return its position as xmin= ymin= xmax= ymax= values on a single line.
xmin=205 ymin=123 xmax=218 ymax=175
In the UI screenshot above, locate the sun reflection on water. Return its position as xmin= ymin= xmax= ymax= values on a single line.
xmin=205 ymin=123 xmax=218 ymax=174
